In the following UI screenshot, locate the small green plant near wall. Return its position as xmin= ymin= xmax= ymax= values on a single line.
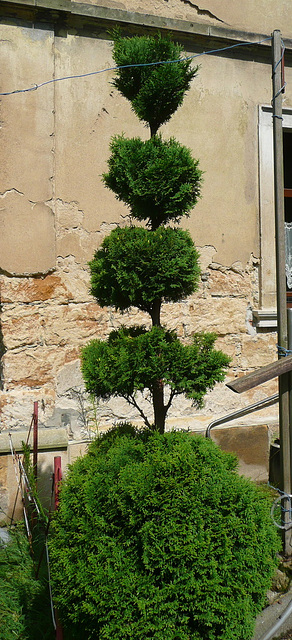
xmin=49 ymin=427 xmax=280 ymax=640
xmin=81 ymin=31 xmax=230 ymax=434
xmin=0 ymin=524 xmax=54 ymax=640
xmin=0 ymin=526 xmax=38 ymax=640
xmin=0 ymin=444 xmax=55 ymax=640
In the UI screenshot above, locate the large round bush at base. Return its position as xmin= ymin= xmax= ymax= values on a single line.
xmin=49 ymin=428 xmax=280 ymax=640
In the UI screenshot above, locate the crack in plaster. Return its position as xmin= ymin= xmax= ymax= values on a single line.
xmin=177 ymin=0 xmax=226 ymax=23
xmin=0 ymin=266 xmax=56 ymax=278
xmin=0 ymin=189 xmax=24 ymax=198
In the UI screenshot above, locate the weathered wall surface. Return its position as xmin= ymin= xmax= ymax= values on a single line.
xmin=0 ymin=1 xmax=290 ymax=448
xmin=76 ymin=0 xmax=292 ymax=40
xmin=0 ymin=254 xmax=279 ymax=436
xmin=0 ymin=23 xmax=55 ymax=275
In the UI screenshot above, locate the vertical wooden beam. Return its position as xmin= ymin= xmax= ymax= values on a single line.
xmin=272 ymin=29 xmax=292 ymax=554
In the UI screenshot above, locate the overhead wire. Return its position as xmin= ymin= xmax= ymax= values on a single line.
xmin=272 ymin=38 xmax=287 ymax=103
xmin=0 ymin=35 xmax=273 ymax=97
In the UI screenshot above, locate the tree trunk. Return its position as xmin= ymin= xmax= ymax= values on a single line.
xmin=151 ymin=298 xmax=166 ymax=431
xmin=151 ymin=299 xmax=161 ymax=327
xmin=153 ymin=379 xmax=166 ymax=433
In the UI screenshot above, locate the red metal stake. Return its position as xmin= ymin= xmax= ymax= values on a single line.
xmin=54 ymin=456 xmax=62 ymax=510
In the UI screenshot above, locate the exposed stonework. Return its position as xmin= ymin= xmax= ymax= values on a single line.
xmin=0 ymin=247 xmax=279 ymax=436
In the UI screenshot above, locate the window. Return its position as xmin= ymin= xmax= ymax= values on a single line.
xmin=254 ymin=106 xmax=292 ymax=327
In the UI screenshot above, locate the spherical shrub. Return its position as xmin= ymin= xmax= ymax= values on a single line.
xmin=49 ymin=428 xmax=280 ymax=640
xmin=103 ymin=135 xmax=202 ymax=228
xmin=89 ymin=226 xmax=200 ymax=313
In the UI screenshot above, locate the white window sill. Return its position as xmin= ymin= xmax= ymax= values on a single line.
xmin=253 ymin=309 xmax=277 ymax=329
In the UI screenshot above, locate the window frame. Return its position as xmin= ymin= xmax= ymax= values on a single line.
xmin=254 ymin=105 xmax=292 ymax=328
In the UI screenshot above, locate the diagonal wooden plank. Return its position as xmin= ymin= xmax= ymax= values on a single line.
xmin=226 ymin=354 xmax=292 ymax=393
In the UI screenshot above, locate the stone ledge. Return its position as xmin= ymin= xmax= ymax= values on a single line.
xmin=0 ymin=427 xmax=68 ymax=454
xmin=1 ymin=0 xmax=292 ymax=53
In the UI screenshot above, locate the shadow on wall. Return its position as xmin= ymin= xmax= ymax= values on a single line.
xmin=269 ymin=438 xmax=281 ymax=488
xmin=0 ymin=306 xmax=5 ymax=391
xmin=209 ymin=424 xmax=270 ymax=483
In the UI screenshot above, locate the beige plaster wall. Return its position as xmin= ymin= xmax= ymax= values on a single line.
xmin=52 ymin=34 xmax=288 ymax=268
xmin=0 ymin=23 xmax=55 ymax=275
xmin=0 ymin=4 xmax=288 ymax=447
xmin=165 ymin=54 xmax=270 ymax=266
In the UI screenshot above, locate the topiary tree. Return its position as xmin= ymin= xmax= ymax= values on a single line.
xmin=48 ymin=32 xmax=281 ymax=640
xmin=81 ymin=32 xmax=230 ymax=433
xmin=49 ymin=427 xmax=281 ymax=640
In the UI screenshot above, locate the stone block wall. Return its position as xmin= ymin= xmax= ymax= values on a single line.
xmin=0 ymin=251 xmax=279 ymax=437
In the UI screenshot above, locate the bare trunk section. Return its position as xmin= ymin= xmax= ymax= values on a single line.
xmin=153 ymin=379 xmax=167 ymax=434
xmin=150 ymin=124 xmax=158 ymax=138
xmin=151 ymin=299 xmax=161 ymax=327
xmin=0 ymin=305 xmax=5 ymax=391
xmin=150 ymin=297 xmax=167 ymax=432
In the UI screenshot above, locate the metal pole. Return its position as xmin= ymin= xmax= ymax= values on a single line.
xmin=272 ymin=30 xmax=292 ymax=554
xmin=33 ymin=401 xmax=38 ymax=481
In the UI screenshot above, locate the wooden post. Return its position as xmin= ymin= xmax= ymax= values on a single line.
xmin=272 ymin=30 xmax=292 ymax=554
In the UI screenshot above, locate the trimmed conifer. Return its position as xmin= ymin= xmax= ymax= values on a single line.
xmin=82 ymin=32 xmax=230 ymax=433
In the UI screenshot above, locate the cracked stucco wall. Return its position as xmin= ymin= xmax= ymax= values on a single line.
xmin=0 ymin=24 xmax=56 ymax=276
xmin=1 ymin=6 xmax=292 ymax=441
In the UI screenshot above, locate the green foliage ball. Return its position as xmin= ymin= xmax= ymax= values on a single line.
xmin=81 ymin=326 xmax=230 ymax=412
xmin=89 ymin=226 xmax=200 ymax=313
xmin=49 ymin=429 xmax=280 ymax=640
xmin=112 ymin=32 xmax=198 ymax=134
xmin=103 ymin=135 xmax=202 ymax=228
